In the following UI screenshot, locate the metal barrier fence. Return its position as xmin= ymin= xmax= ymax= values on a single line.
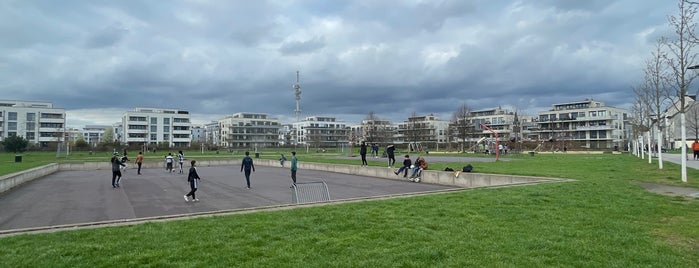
xmin=291 ymin=181 xmax=331 ymax=204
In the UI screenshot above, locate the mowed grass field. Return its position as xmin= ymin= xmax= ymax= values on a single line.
xmin=0 ymin=151 xmax=698 ymax=267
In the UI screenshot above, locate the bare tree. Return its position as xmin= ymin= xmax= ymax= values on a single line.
xmin=640 ymin=40 xmax=671 ymax=169
xmin=450 ymin=104 xmax=472 ymax=152
xmin=686 ymin=102 xmax=699 ymax=139
xmin=663 ymin=0 xmax=699 ymax=182
xmin=362 ymin=111 xmax=392 ymax=145
xmin=630 ymin=91 xmax=651 ymax=156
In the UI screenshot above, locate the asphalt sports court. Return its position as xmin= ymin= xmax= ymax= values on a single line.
xmin=0 ymin=164 xmax=456 ymax=232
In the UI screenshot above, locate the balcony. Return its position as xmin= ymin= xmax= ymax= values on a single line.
xmin=575 ymin=126 xmax=613 ymax=131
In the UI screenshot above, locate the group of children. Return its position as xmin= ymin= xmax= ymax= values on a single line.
xmin=394 ymin=154 xmax=428 ymax=181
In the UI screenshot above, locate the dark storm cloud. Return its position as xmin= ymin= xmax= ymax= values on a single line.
xmin=0 ymin=1 xmax=681 ymax=127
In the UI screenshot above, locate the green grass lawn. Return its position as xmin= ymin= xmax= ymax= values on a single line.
xmin=1 ymin=152 xmax=698 ymax=267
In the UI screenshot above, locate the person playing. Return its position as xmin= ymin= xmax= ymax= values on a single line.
xmin=280 ymin=154 xmax=287 ymax=167
xmin=177 ymin=150 xmax=185 ymax=174
xmin=241 ymin=151 xmax=256 ymax=189
xmin=360 ymin=141 xmax=368 ymax=167
xmin=136 ymin=151 xmax=144 ymax=175
xmin=386 ymin=144 xmax=396 ymax=167
xmin=693 ymin=139 xmax=699 ymax=160
xmin=394 ymin=154 xmax=412 ymax=177
xmin=165 ymin=153 xmax=174 ymax=173
xmin=290 ymin=151 xmax=298 ymax=186
xmin=184 ymin=160 xmax=201 ymax=202
xmin=120 ymin=153 xmax=129 ymax=171
xmin=110 ymin=152 xmax=126 ymax=188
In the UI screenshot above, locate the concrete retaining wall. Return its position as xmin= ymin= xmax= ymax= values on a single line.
xmin=0 ymin=163 xmax=59 ymax=194
xmin=0 ymin=158 xmax=562 ymax=195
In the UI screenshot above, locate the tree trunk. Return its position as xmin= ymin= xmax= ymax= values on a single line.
xmin=681 ymin=112 xmax=688 ymax=182
xmin=657 ymin=125 xmax=664 ymax=169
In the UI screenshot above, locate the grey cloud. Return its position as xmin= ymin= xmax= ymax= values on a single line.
xmin=279 ymin=37 xmax=326 ymax=55
xmin=85 ymin=23 xmax=129 ymax=48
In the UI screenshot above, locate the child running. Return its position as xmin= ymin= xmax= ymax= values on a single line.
xmin=184 ymin=160 xmax=201 ymax=202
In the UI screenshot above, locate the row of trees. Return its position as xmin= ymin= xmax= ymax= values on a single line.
xmin=632 ymin=0 xmax=699 ymax=182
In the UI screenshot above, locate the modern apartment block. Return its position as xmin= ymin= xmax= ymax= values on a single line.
xmin=533 ymin=100 xmax=627 ymax=149
xmin=219 ymin=113 xmax=280 ymax=148
xmin=395 ymin=114 xmax=450 ymax=149
xmin=82 ymin=125 xmax=110 ymax=147
xmin=351 ymin=118 xmax=395 ymax=145
xmin=121 ymin=108 xmax=192 ymax=148
xmin=0 ymin=100 xmax=66 ymax=147
xmin=203 ymin=121 xmax=221 ymax=146
xmin=292 ymin=116 xmax=349 ymax=148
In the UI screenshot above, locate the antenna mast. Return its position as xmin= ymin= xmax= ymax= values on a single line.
xmin=293 ymin=70 xmax=302 ymax=122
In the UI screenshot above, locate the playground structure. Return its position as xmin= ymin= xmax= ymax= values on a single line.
xmin=479 ymin=123 xmax=499 ymax=161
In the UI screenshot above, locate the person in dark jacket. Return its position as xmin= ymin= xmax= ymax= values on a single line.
xmin=184 ymin=160 xmax=201 ymax=202
xmin=360 ymin=141 xmax=368 ymax=166
xmin=111 ymin=152 xmax=126 ymax=188
xmin=240 ymin=151 xmax=256 ymax=189
xmin=394 ymin=154 xmax=412 ymax=177
xmin=386 ymin=144 xmax=396 ymax=167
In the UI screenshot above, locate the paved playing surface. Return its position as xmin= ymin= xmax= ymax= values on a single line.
xmin=0 ymin=165 xmax=456 ymax=232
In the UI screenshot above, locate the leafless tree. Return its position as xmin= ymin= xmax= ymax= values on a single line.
xmin=450 ymin=104 xmax=472 ymax=152
xmin=687 ymin=102 xmax=699 ymax=139
xmin=663 ymin=0 xmax=699 ymax=182
xmin=637 ymin=40 xmax=671 ymax=168
xmin=362 ymin=111 xmax=393 ymax=145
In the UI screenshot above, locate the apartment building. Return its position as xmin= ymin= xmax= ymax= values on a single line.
xmin=203 ymin=121 xmax=221 ymax=146
xmin=533 ymin=100 xmax=627 ymax=149
xmin=82 ymin=125 xmax=110 ymax=147
xmin=395 ymin=114 xmax=450 ymax=150
xmin=0 ymin=100 xmax=66 ymax=147
xmin=352 ymin=118 xmax=395 ymax=145
xmin=292 ymin=116 xmax=349 ymax=148
xmin=219 ymin=113 xmax=280 ymax=148
xmin=121 ymin=108 xmax=192 ymax=148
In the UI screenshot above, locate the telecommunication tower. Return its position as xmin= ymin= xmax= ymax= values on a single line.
xmin=293 ymin=70 xmax=302 ymax=122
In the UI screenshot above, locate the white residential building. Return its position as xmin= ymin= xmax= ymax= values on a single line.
xmin=121 ymin=108 xmax=192 ymax=148
xmin=292 ymin=116 xmax=349 ymax=148
xmin=534 ymin=99 xmax=628 ymax=149
xmin=219 ymin=113 xmax=280 ymax=148
xmin=82 ymin=125 xmax=110 ymax=147
xmin=0 ymin=100 xmax=66 ymax=147
xmin=396 ymin=114 xmax=450 ymax=150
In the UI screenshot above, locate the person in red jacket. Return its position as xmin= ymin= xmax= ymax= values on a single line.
xmin=692 ymin=139 xmax=699 ymax=160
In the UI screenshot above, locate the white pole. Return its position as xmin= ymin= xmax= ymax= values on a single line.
xmin=680 ymin=113 xmax=687 ymax=183
xmin=647 ymin=131 xmax=652 ymax=164
xmin=657 ymin=125 xmax=663 ymax=169
xmin=640 ymin=136 xmax=645 ymax=160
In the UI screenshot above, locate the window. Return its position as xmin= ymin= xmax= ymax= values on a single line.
xmin=8 ymin=122 xmax=17 ymax=130
xmin=598 ymin=110 xmax=606 ymax=117
xmin=164 ymin=118 xmax=170 ymax=125
xmin=128 ymin=125 xmax=146 ymax=130
xmin=8 ymin=112 xmax=17 ymax=120
xmin=26 ymin=122 xmax=35 ymax=130
xmin=26 ymin=132 xmax=35 ymax=140
xmin=151 ymin=118 xmax=157 ymax=124
xmin=26 ymin=113 xmax=36 ymax=121
xmin=164 ymin=134 xmax=170 ymax=140
xmin=150 ymin=134 xmax=157 ymax=141
xmin=589 ymin=111 xmax=597 ymax=117
xmin=151 ymin=125 xmax=157 ymax=132
xmin=129 ymin=116 xmax=147 ymax=122
xmin=163 ymin=126 xmax=170 ymax=132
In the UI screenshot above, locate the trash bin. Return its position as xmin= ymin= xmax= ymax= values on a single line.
xmin=15 ymin=155 xmax=22 ymax=162
xmin=255 ymin=152 xmax=260 ymax=158
xmin=528 ymin=151 xmax=535 ymax=156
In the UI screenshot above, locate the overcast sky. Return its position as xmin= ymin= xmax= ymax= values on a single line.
xmin=0 ymin=1 xmax=683 ymax=128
